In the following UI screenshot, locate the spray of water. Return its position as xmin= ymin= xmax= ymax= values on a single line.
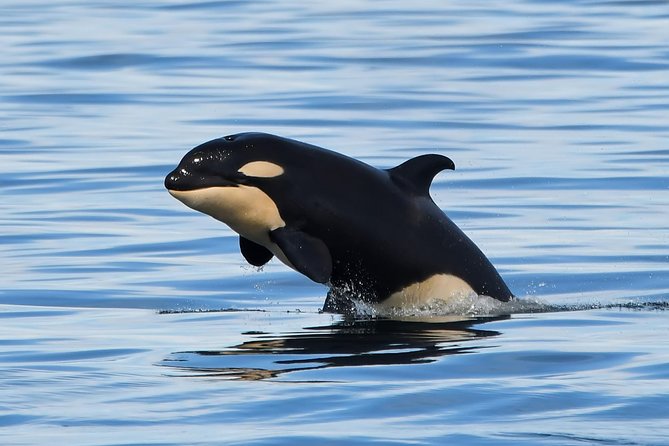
xmin=345 ymin=294 xmax=668 ymax=319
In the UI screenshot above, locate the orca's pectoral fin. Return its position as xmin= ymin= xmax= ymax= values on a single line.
xmin=270 ymin=227 xmax=332 ymax=284
xmin=388 ymin=154 xmax=455 ymax=195
xmin=239 ymin=236 xmax=274 ymax=267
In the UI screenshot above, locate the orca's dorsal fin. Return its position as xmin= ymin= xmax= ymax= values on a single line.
xmin=387 ymin=154 xmax=455 ymax=196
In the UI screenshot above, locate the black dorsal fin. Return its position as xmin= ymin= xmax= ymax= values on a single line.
xmin=387 ymin=154 xmax=455 ymax=195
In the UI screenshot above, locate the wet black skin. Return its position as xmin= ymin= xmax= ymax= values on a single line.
xmin=165 ymin=132 xmax=513 ymax=311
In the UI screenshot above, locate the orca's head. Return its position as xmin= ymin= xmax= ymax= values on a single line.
xmin=165 ymin=133 xmax=288 ymax=243
xmin=165 ymin=132 xmax=286 ymax=192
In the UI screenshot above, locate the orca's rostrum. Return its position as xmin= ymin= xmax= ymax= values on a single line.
xmin=165 ymin=132 xmax=513 ymax=313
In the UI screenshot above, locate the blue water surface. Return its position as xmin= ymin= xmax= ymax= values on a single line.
xmin=2 ymin=1 xmax=669 ymax=445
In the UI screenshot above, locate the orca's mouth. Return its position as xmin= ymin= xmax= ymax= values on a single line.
xmin=164 ymin=168 xmax=245 ymax=191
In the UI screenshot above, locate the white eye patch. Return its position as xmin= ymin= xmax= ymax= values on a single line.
xmin=238 ymin=161 xmax=284 ymax=178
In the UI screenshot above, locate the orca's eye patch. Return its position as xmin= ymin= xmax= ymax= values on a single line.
xmin=238 ymin=161 xmax=284 ymax=178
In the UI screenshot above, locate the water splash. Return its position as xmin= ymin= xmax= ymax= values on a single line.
xmin=349 ymin=294 xmax=553 ymax=318
xmin=356 ymin=295 xmax=669 ymax=319
xmin=158 ymin=296 xmax=668 ymax=317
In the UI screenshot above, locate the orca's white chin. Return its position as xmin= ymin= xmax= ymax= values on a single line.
xmin=168 ymin=186 xmax=294 ymax=269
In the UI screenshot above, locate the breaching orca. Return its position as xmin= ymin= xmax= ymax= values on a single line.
xmin=165 ymin=132 xmax=513 ymax=313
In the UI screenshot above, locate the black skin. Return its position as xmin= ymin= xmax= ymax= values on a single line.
xmin=165 ymin=132 xmax=514 ymax=312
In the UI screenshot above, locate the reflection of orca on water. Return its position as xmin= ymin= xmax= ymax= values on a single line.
xmin=165 ymin=132 xmax=514 ymax=313
xmin=162 ymin=316 xmax=507 ymax=381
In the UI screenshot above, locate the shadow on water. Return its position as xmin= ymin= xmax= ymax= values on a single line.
xmin=160 ymin=315 xmax=508 ymax=381
xmin=159 ymin=300 xmax=668 ymax=381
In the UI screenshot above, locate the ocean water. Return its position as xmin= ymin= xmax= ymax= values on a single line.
xmin=2 ymin=1 xmax=669 ymax=445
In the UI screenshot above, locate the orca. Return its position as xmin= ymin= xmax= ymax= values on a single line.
xmin=165 ymin=132 xmax=514 ymax=313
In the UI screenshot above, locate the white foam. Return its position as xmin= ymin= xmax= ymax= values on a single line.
xmin=350 ymin=294 xmax=555 ymax=319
